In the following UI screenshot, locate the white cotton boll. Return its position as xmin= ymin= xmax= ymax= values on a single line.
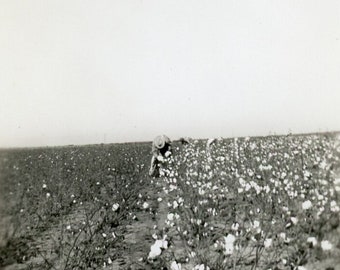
xmin=320 ymin=180 xmax=328 ymax=186
xmin=319 ymin=160 xmax=327 ymax=170
xmin=264 ymin=238 xmax=272 ymax=248
xmin=42 ymin=184 xmax=47 ymax=189
xmin=194 ymin=264 xmax=209 ymax=270
xmin=263 ymin=185 xmax=270 ymax=193
xmin=334 ymin=178 xmax=340 ymax=185
xmin=148 ymin=237 xmax=168 ymax=260
xmin=224 ymin=234 xmax=236 ymax=255
xmin=302 ymin=200 xmax=312 ymax=210
xmin=224 ymin=243 xmax=234 ymax=255
xmin=143 ymin=202 xmax=149 ymax=209
xmin=170 ymin=261 xmax=181 ymax=270
xmin=253 ymin=220 xmax=260 ymax=228
xmin=167 ymin=213 xmax=174 ymax=221
xmin=231 ymin=223 xmax=239 ymax=231
xmin=169 ymin=184 xmax=177 ymax=191
xmin=239 ymin=178 xmax=246 ymax=187
xmin=157 ymin=155 xmax=165 ymax=162
xmin=333 ymin=178 xmax=340 ymax=191
xmin=148 ymin=244 xmax=162 ymax=259
xmin=112 ymin=203 xmax=119 ymax=212
xmin=165 ymin=151 xmax=171 ymax=158
xmin=290 ymin=217 xmax=298 ymax=225
xmin=162 ymin=239 xmax=168 ymax=249
xmin=173 ymin=201 xmax=179 ymax=209
xmin=321 ymin=240 xmax=333 ymax=251
xmin=330 ymin=201 xmax=340 ymax=212
xmin=307 ymin=237 xmax=317 ymax=247
xmin=279 ymin=232 xmax=286 ymax=240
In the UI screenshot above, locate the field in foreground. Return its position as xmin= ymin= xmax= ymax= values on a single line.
xmin=0 ymin=133 xmax=340 ymax=270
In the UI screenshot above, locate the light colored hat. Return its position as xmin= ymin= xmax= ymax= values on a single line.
xmin=154 ymin=135 xmax=166 ymax=149
xmin=153 ymin=135 xmax=170 ymax=149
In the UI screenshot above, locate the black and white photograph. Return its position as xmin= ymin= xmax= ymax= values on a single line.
xmin=1 ymin=1 xmax=340 ymax=269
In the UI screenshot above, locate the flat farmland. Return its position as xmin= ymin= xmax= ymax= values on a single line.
xmin=0 ymin=133 xmax=340 ymax=270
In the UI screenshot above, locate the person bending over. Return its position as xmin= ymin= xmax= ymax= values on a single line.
xmin=149 ymin=135 xmax=172 ymax=177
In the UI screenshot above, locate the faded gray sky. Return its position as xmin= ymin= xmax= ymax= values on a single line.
xmin=1 ymin=0 xmax=340 ymax=147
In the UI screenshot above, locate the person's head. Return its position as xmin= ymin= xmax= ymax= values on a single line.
xmin=179 ymin=137 xmax=191 ymax=145
xmin=153 ymin=135 xmax=171 ymax=149
xmin=154 ymin=136 xmax=166 ymax=150
xmin=153 ymin=135 xmax=172 ymax=157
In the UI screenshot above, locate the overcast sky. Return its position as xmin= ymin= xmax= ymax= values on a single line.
xmin=1 ymin=1 xmax=339 ymax=147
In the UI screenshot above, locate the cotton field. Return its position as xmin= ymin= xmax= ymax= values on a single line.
xmin=0 ymin=133 xmax=340 ymax=269
xmin=149 ymin=134 xmax=340 ymax=269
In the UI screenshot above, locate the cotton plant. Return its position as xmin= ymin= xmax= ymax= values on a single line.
xmin=147 ymin=235 xmax=169 ymax=260
xmin=148 ymin=134 xmax=340 ymax=269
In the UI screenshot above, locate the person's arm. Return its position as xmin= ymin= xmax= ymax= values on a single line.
xmin=151 ymin=143 xmax=159 ymax=157
xmin=149 ymin=155 xmax=157 ymax=176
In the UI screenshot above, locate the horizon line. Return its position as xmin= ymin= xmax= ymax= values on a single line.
xmin=1 ymin=130 xmax=339 ymax=151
